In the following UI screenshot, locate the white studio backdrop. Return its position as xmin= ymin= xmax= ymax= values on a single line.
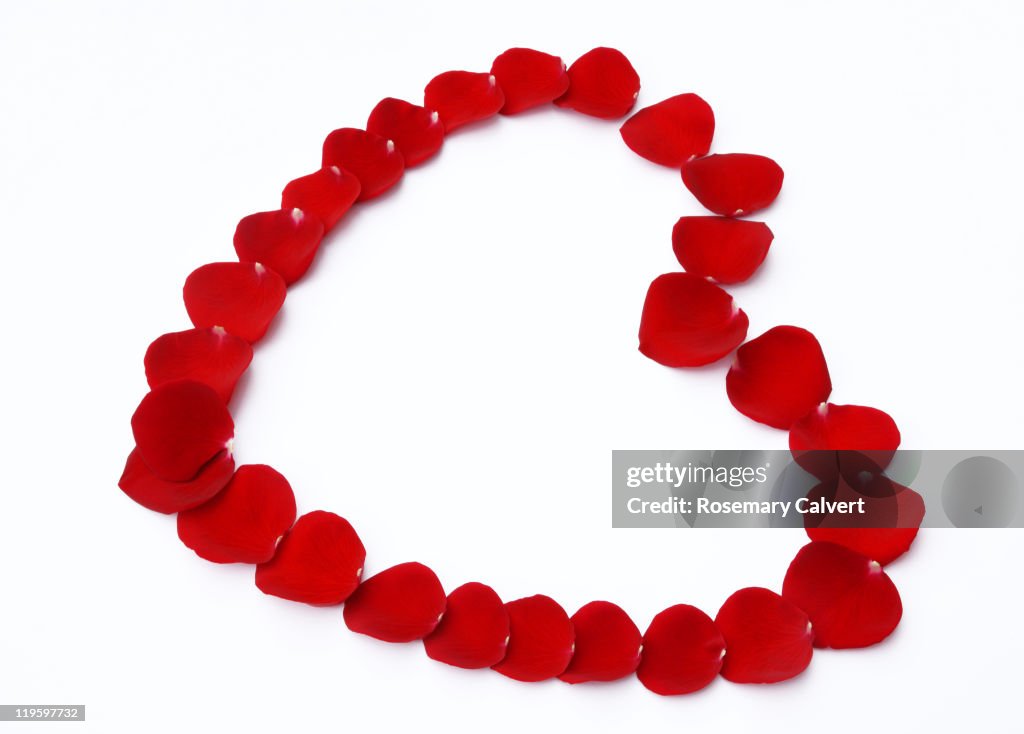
xmin=1 ymin=1 xmax=1022 ymax=732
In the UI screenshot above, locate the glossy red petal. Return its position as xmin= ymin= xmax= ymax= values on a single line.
xmin=322 ymin=127 xmax=405 ymax=201
xmin=490 ymin=48 xmax=570 ymax=115
xmin=558 ymin=601 xmax=641 ymax=684
xmin=255 ymin=510 xmax=365 ymax=606
xmin=727 ymin=326 xmax=832 ymax=429
xmin=638 ymin=272 xmax=748 ymax=367
xmin=423 ymin=71 xmax=505 ymax=132
xmin=130 ymin=379 xmax=234 ymax=482
xmin=176 ymin=464 xmax=297 ymax=564
xmin=790 ymin=403 xmax=902 ymax=479
xmin=715 ymin=587 xmax=813 ymax=684
xmin=366 ymin=97 xmax=445 ymax=167
xmin=281 ymin=166 xmax=361 ymax=231
xmin=672 ymin=216 xmax=773 ymax=284
xmin=344 ymin=562 xmax=446 ymax=642
xmin=636 ymin=604 xmax=724 ymax=695
xmin=554 ymin=47 xmax=640 ymax=119
xmin=620 ymin=94 xmax=715 ymax=167
xmin=183 ymin=261 xmax=287 ymax=344
xmin=118 ymin=448 xmax=234 ymax=514
xmin=233 ymin=208 xmax=324 ymax=286
xmin=491 ymin=595 xmax=575 ymax=682
xmin=782 ymin=541 xmax=903 ymax=649
xmin=144 ymin=326 xmax=253 ymax=403
xmin=682 ymin=153 xmax=784 ymax=216
xmin=423 ymin=582 xmax=510 ymax=669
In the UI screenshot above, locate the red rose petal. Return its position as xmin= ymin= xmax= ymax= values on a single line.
xmin=281 ymin=166 xmax=361 ymax=231
xmin=423 ymin=582 xmax=510 ymax=669
xmin=183 ymin=261 xmax=287 ymax=344
xmin=176 ymin=464 xmax=297 ymax=564
xmin=366 ymin=97 xmax=445 ymax=167
xmin=322 ymin=127 xmax=405 ymax=201
xmin=492 ymin=595 xmax=575 ymax=682
xmin=490 ymin=48 xmax=570 ymax=115
xmin=558 ymin=601 xmax=641 ymax=684
xmin=636 ymin=604 xmax=724 ymax=695
xmin=554 ymin=47 xmax=640 ymax=119
xmin=131 ymin=379 xmax=234 ymax=482
xmin=672 ymin=216 xmax=774 ymax=284
xmin=638 ymin=272 xmax=749 ymax=367
xmin=255 ymin=510 xmax=365 ymax=606
xmin=144 ymin=326 xmax=253 ymax=403
xmin=782 ymin=541 xmax=903 ymax=649
xmin=118 ymin=448 xmax=234 ymax=514
xmin=727 ymin=325 xmax=832 ymax=429
xmin=790 ymin=403 xmax=902 ymax=480
xmin=423 ymin=71 xmax=505 ymax=132
xmin=682 ymin=153 xmax=784 ymax=216
xmin=344 ymin=562 xmax=446 ymax=642
xmin=715 ymin=587 xmax=813 ymax=684
xmin=620 ymin=93 xmax=715 ymax=167
xmin=233 ymin=208 xmax=325 ymax=286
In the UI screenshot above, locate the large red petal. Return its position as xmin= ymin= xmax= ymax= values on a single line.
xmin=490 ymin=48 xmax=570 ymax=115
xmin=682 ymin=153 xmax=784 ymax=216
xmin=554 ymin=47 xmax=640 ymax=119
xmin=322 ymin=127 xmax=405 ymax=201
xmin=672 ymin=216 xmax=773 ymax=284
xmin=366 ymin=98 xmax=445 ymax=167
xmin=620 ymin=94 xmax=715 ymax=167
xmin=233 ymin=208 xmax=324 ymax=285
xmin=255 ymin=510 xmax=365 ymax=606
xmin=281 ymin=166 xmax=361 ymax=231
xmin=782 ymin=541 xmax=903 ymax=649
xmin=558 ymin=601 xmax=641 ymax=684
xmin=726 ymin=325 xmax=832 ymax=429
xmin=423 ymin=71 xmax=505 ymax=132
xmin=118 ymin=448 xmax=234 ymax=514
xmin=491 ymin=595 xmax=575 ymax=682
xmin=344 ymin=562 xmax=446 ymax=643
xmin=183 ymin=261 xmax=287 ymax=344
xmin=423 ymin=582 xmax=510 ymax=669
xmin=636 ymin=604 xmax=724 ymax=695
xmin=130 ymin=379 xmax=234 ymax=482
xmin=638 ymin=272 xmax=748 ymax=367
xmin=176 ymin=464 xmax=297 ymax=564
xmin=144 ymin=326 xmax=253 ymax=403
xmin=715 ymin=587 xmax=813 ymax=684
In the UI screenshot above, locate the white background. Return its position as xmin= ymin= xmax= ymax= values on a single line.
xmin=2 ymin=1 xmax=1023 ymax=731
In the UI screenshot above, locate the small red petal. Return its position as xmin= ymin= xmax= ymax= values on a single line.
xmin=144 ymin=327 xmax=253 ymax=403
xmin=490 ymin=48 xmax=570 ymax=115
xmin=715 ymin=588 xmax=813 ymax=684
xmin=423 ymin=71 xmax=505 ymax=132
xmin=620 ymin=94 xmax=715 ymax=167
xmin=118 ymin=448 xmax=234 ymax=514
xmin=672 ymin=216 xmax=774 ymax=284
xmin=176 ymin=464 xmax=296 ymax=564
xmin=638 ymin=272 xmax=748 ymax=367
xmin=322 ymin=127 xmax=405 ymax=201
xmin=281 ymin=166 xmax=361 ymax=231
xmin=130 ymin=379 xmax=234 ymax=482
xmin=423 ymin=582 xmax=510 ymax=669
xmin=366 ymin=97 xmax=445 ymax=167
xmin=782 ymin=541 xmax=903 ymax=649
xmin=183 ymin=261 xmax=287 ymax=344
xmin=727 ymin=326 xmax=832 ymax=429
xmin=558 ymin=601 xmax=641 ymax=684
xmin=255 ymin=510 xmax=365 ymax=606
xmin=344 ymin=562 xmax=446 ymax=642
xmin=682 ymin=153 xmax=784 ymax=216
xmin=233 ymin=208 xmax=324 ymax=286
xmin=492 ymin=595 xmax=575 ymax=682
xmin=636 ymin=604 xmax=724 ymax=695
xmin=790 ymin=403 xmax=902 ymax=479
xmin=554 ymin=47 xmax=640 ymax=119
